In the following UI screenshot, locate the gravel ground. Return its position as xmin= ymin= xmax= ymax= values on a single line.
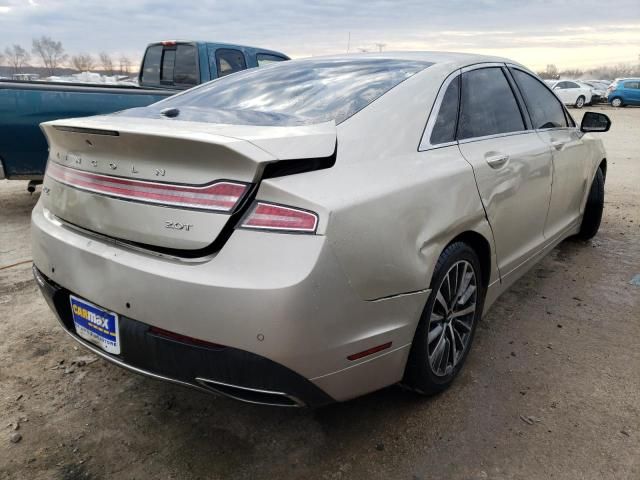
xmin=1 ymin=106 xmax=639 ymax=480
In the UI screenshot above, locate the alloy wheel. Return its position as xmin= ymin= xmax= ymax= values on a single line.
xmin=427 ymin=260 xmax=478 ymax=377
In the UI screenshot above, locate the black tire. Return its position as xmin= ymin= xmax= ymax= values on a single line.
xmin=403 ymin=242 xmax=486 ymax=395
xmin=610 ymin=97 xmax=623 ymax=108
xmin=577 ymin=168 xmax=605 ymax=240
xmin=575 ymin=96 xmax=585 ymax=108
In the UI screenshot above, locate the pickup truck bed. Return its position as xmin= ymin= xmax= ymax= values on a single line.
xmin=0 ymin=81 xmax=172 ymax=179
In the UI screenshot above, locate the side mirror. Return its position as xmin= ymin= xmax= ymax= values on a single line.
xmin=581 ymin=112 xmax=611 ymax=133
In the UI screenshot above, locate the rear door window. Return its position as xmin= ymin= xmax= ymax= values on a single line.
xmin=140 ymin=45 xmax=162 ymax=85
xmin=256 ymin=53 xmax=287 ymax=67
xmin=430 ymin=75 xmax=460 ymax=145
xmin=458 ymin=67 xmax=525 ymax=140
xmin=511 ymin=69 xmax=568 ymax=129
xmin=624 ymin=81 xmax=640 ymax=89
xmin=215 ymin=49 xmax=247 ymax=77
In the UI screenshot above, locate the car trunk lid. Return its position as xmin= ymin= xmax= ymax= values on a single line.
xmin=40 ymin=115 xmax=335 ymax=251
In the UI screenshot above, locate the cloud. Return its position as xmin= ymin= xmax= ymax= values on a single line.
xmin=0 ymin=0 xmax=638 ymax=69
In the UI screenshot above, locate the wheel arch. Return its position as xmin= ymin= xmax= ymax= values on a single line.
xmin=443 ymin=230 xmax=492 ymax=290
xmin=598 ymin=158 xmax=607 ymax=180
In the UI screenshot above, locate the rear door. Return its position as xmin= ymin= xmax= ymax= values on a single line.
xmin=624 ymin=81 xmax=640 ymax=104
xmin=510 ymin=67 xmax=590 ymax=239
xmin=456 ymin=65 xmax=553 ymax=277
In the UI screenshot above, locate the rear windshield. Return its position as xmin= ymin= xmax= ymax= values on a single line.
xmin=140 ymin=44 xmax=198 ymax=87
xmin=141 ymin=58 xmax=432 ymax=126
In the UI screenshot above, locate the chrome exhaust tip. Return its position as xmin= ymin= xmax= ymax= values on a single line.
xmin=195 ymin=378 xmax=304 ymax=407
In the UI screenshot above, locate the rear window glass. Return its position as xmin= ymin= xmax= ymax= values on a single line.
xmin=160 ymin=49 xmax=176 ymax=83
xmin=174 ymin=45 xmax=198 ymax=85
xmin=140 ymin=45 xmax=162 ymax=84
xmin=142 ymin=44 xmax=198 ymax=86
xmin=152 ymin=58 xmax=432 ymax=126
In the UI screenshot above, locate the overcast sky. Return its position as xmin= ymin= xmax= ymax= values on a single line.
xmin=1 ymin=0 xmax=639 ymax=70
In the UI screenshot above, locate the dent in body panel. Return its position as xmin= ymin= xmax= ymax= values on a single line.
xmin=323 ymin=144 xmax=494 ymax=301
xmin=458 ymin=132 xmax=553 ymax=278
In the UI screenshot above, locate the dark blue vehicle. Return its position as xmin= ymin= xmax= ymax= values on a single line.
xmin=0 ymin=41 xmax=288 ymax=184
xmin=607 ymin=78 xmax=640 ymax=107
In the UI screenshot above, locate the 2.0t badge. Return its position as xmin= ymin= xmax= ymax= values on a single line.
xmin=165 ymin=221 xmax=193 ymax=232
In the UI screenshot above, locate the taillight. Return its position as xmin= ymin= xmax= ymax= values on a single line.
xmin=240 ymin=202 xmax=318 ymax=233
xmin=46 ymin=162 xmax=248 ymax=212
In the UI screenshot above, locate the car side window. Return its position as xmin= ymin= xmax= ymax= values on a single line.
xmin=215 ymin=49 xmax=247 ymax=77
xmin=430 ymin=75 xmax=460 ymax=145
xmin=625 ymin=81 xmax=639 ymax=89
xmin=256 ymin=53 xmax=287 ymax=67
xmin=457 ymin=68 xmax=524 ymax=140
xmin=566 ymin=81 xmax=580 ymax=89
xmin=511 ymin=69 xmax=568 ymax=130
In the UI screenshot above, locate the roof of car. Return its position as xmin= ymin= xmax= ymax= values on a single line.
xmin=292 ymin=51 xmax=526 ymax=70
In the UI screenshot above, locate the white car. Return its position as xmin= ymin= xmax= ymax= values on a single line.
xmin=546 ymin=80 xmax=592 ymax=108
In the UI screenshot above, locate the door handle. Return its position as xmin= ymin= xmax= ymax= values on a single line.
xmin=485 ymin=153 xmax=509 ymax=169
xmin=550 ymin=140 xmax=566 ymax=150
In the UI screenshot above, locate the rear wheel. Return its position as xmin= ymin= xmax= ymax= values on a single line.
xmin=403 ymin=242 xmax=485 ymax=395
xmin=575 ymin=96 xmax=585 ymax=108
xmin=610 ymin=97 xmax=623 ymax=107
xmin=577 ymin=168 xmax=605 ymax=240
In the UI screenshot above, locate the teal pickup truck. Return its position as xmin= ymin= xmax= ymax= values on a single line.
xmin=0 ymin=40 xmax=289 ymax=186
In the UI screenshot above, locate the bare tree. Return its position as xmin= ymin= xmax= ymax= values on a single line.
xmin=560 ymin=68 xmax=583 ymax=79
xmin=71 ymin=53 xmax=95 ymax=72
xmin=537 ymin=64 xmax=559 ymax=80
xmin=4 ymin=44 xmax=31 ymax=73
xmin=99 ymin=52 xmax=114 ymax=75
xmin=118 ymin=55 xmax=132 ymax=75
xmin=32 ymin=36 xmax=68 ymax=75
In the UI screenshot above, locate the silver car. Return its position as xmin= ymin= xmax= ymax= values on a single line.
xmin=32 ymin=53 xmax=610 ymax=407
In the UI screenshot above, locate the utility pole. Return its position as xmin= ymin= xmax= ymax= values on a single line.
xmin=347 ymin=32 xmax=351 ymax=53
xmin=375 ymin=43 xmax=387 ymax=53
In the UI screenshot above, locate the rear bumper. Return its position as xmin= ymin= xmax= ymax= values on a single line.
xmin=33 ymin=266 xmax=331 ymax=407
xmin=31 ymin=202 xmax=426 ymax=404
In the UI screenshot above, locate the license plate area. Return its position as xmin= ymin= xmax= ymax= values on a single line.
xmin=70 ymin=295 xmax=120 ymax=354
